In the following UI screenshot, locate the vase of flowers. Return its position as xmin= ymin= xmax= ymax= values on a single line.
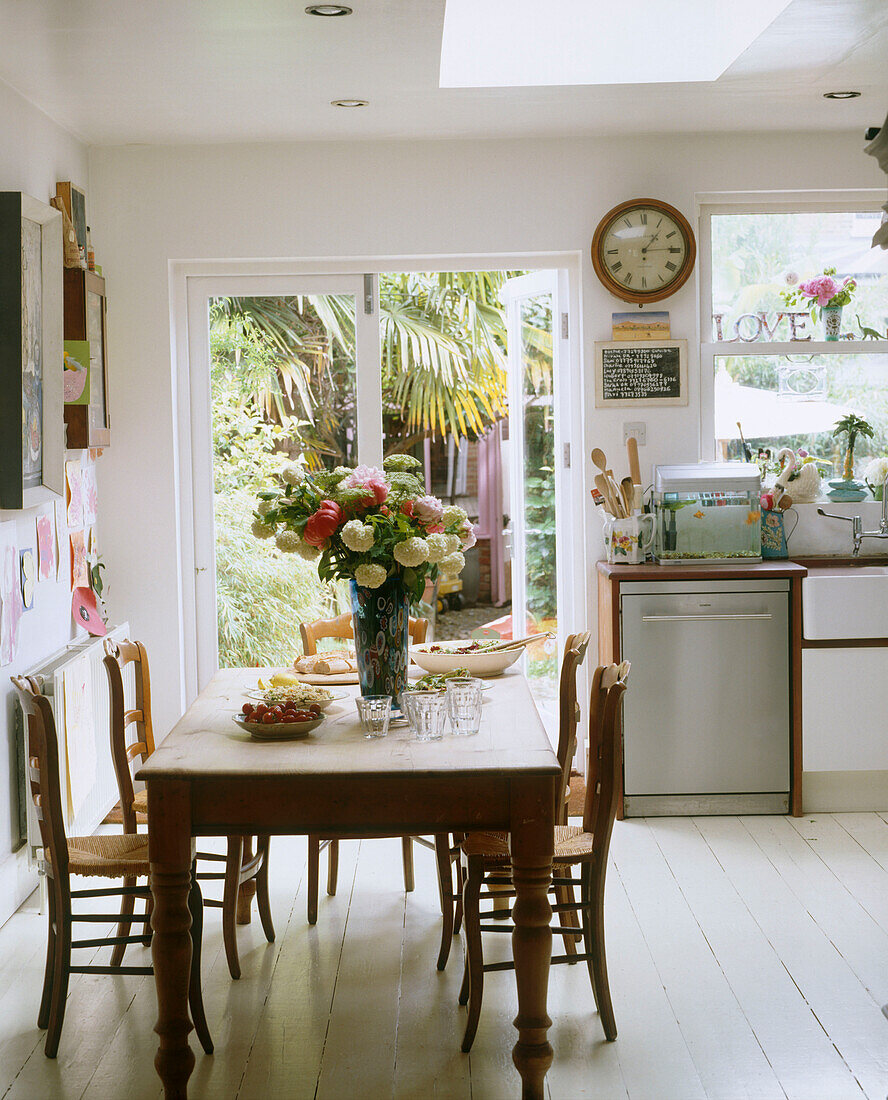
xmin=251 ymin=454 xmax=475 ymax=700
xmin=782 ymin=267 xmax=857 ymax=341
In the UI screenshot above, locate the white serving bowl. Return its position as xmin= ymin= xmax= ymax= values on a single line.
xmin=409 ymin=641 xmax=522 ymax=678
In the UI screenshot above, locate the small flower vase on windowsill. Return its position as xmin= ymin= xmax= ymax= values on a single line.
xmin=821 ymin=305 xmax=843 ymax=341
xmin=349 ymin=575 xmax=410 ymax=700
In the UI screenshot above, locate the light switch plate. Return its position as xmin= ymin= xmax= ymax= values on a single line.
xmin=623 ymin=421 xmax=646 ymax=446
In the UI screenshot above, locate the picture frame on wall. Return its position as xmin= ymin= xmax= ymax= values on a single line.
xmin=0 ymin=192 xmax=64 ymax=510
xmin=54 ymin=181 xmax=87 ymax=260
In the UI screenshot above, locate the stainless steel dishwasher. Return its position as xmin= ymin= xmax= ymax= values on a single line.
xmin=620 ymin=579 xmax=790 ymax=816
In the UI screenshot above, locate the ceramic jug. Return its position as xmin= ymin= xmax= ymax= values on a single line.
xmin=602 ymin=513 xmax=655 ymax=564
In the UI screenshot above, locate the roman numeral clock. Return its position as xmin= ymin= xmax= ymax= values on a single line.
xmin=591 ymin=198 xmax=696 ymax=304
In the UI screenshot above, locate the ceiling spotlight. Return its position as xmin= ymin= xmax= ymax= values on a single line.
xmin=331 ymin=99 xmax=368 ymax=108
xmin=823 ymin=91 xmax=861 ymax=100
xmin=305 ymin=4 xmax=353 ymax=14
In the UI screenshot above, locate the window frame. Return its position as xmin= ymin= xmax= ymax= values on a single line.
xmin=697 ymin=190 xmax=887 ymax=461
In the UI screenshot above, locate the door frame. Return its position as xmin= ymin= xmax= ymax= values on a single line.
xmin=171 ymin=252 xmax=585 ymax=708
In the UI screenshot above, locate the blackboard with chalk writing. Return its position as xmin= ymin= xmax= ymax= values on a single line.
xmin=594 ymin=339 xmax=687 ymax=407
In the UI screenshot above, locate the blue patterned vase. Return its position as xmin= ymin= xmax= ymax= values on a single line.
xmin=349 ymin=576 xmax=410 ymax=700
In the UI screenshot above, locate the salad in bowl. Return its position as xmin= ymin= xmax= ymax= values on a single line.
xmin=409 ymin=639 xmax=521 ymax=678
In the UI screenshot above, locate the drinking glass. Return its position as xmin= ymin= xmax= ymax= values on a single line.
xmin=445 ymin=677 xmax=483 ymax=737
xmin=356 ymin=695 xmax=392 ymax=739
xmin=402 ymin=690 xmax=446 ymax=742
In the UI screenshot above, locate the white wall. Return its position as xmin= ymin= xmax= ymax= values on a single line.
xmin=0 ymin=78 xmax=89 ymax=922
xmin=88 ymin=130 xmax=885 ymax=752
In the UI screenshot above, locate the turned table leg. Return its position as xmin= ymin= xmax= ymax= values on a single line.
xmin=237 ymin=835 xmax=256 ymax=925
xmin=148 ymin=780 xmax=195 ymax=1099
xmin=509 ymin=776 xmax=556 ymax=1100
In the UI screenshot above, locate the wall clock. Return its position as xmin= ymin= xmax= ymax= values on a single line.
xmin=591 ymin=198 xmax=696 ymax=305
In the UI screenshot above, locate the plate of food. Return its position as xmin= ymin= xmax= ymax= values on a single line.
xmin=409 ymin=640 xmax=523 ymax=678
xmin=291 ymin=650 xmax=359 ymax=684
xmin=234 ymin=703 xmax=325 ymax=741
xmin=246 ymin=678 xmax=342 ymax=711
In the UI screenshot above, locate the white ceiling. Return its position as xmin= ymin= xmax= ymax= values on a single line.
xmin=0 ymin=0 xmax=884 ymax=146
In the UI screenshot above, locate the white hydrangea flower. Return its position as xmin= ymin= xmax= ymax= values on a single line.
xmin=251 ymin=519 xmax=277 ymax=540
xmin=295 ymin=541 xmax=321 ymax=562
xmin=445 ymin=533 xmax=461 ymax=554
xmin=425 ymin=532 xmax=450 ymax=563
xmin=275 ymin=530 xmax=302 ymax=552
xmin=355 ymin=563 xmax=388 ymax=588
xmin=442 ymin=505 xmax=468 ymax=527
xmin=341 ymin=519 xmax=375 ymax=552
xmin=257 ymin=499 xmax=275 ymax=515
xmin=281 ymin=463 xmax=305 ymax=487
xmin=393 ymin=536 xmax=429 ymax=568
xmin=440 ymin=550 xmax=466 ymax=577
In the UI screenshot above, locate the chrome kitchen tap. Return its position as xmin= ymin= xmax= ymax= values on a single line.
xmin=817 ymin=471 xmax=888 ymax=556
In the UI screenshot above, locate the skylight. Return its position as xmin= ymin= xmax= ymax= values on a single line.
xmin=440 ymin=0 xmax=793 ymax=88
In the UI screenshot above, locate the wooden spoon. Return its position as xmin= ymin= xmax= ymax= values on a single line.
xmin=620 ymin=477 xmax=635 ymax=514
xmin=595 ymin=473 xmax=623 ymax=517
xmin=626 ymin=436 xmax=642 ymax=487
xmin=591 ymin=448 xmax=608 ymax=475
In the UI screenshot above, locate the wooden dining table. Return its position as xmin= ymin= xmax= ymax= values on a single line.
xmin=138 ymin=667 xmax=560 ymax=1099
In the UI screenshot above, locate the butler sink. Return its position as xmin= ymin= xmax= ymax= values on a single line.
xmin=803 ymin=566 xmax=888 ymax=640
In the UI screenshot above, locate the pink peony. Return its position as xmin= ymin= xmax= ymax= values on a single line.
xmin=459 ymin=521 xmax=477 ymax=550
xmin=400 ymin=500 xmax=414 ymax=517
xmin=413 ymin=495 xmax=445 ymax=524
xmin=303 ymin=500 xmax=342 ymax=547
xmin=800 ymin=275 xmax=841 ymax=307
xmin=342 ymin=464 xmax=389 ymax=507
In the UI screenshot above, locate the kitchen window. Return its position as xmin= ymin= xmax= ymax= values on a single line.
xmin=699 ymin=194 xmax=888 ymax=482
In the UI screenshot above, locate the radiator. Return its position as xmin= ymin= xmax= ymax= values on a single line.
xmin=16 ymin=622 xmax=131 ymax=864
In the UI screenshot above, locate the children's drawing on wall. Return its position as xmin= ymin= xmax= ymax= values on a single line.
xmin=36 ymin=509 xmax=55 ymax=582
xmin=66 ymin=458 xmax=83 ymax=529
xmin=19 ymin=549 xmax=36 ymax=610
xmin=70 ymin=530 xmax=88 ymax=589
xmin=0 ymin=522 xmax=23 ymax=665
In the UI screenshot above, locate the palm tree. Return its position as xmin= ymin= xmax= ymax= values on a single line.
xmin=210 ymin=270 xmax=519 ymax=463
xmin=832 ymin=413 xmax=875 ymax=480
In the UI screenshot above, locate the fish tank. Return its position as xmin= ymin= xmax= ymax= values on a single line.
xmin=652 ymin=463 xmax=762 ymax=564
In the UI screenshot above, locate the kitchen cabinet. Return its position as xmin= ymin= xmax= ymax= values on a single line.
xmin=63 ymin=268 xmax=110 ymax=449
xmin=598 ymin=560 xmax=806 ymax=817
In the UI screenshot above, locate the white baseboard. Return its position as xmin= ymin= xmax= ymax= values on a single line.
xmin=802 ymin=770 xmax=888 ymax=813
xmin=0 ymin=848 xmax=38 ymax=929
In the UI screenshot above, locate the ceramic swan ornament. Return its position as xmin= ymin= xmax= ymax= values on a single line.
xmin=772 ymin=447 xmax=822 ymax=504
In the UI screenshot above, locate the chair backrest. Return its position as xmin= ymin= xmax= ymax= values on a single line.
xmin=300 ymin=611 xmax=429 ymax=655
xmin=10 ymin=676 xmax=69 ymax=879
xmin=555 ymin=631 xmax=590 ymax=821
xmin=583 ymin=662 xmax=629 ymax=852
xmin=103 ymin=638 xmax=156 ymax=833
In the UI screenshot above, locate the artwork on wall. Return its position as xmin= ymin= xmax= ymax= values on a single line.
xmin=63 ymin=653 xmax=96 ymax=822
xmin=82 ymin=462 xmax=98 ymax=526
xmin=63 ymin=340 xmax=90 ymax=404
xmin=54 ymin=498 xmax=66 ymax=582
xmin=19 ymin=549 xmax=36 ymax=610
xmin=0 ymin=521 xmax=22 ymax=665
xmin=70 ymin=529 xmax=88 ymax=589
xmin=36 ymin=509 xmax=55 ymax=581
xmin=66 ymin=458 xmax=83 ymax=529
xmin=0 ymin=192 xmax=64 ymax=510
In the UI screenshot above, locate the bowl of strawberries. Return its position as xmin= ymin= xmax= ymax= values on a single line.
xmin=235 ymin=700 xmax=324 ymax=741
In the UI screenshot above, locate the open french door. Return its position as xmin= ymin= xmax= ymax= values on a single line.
xmin=503 ymin=270 xmax=576 ymax=744
xmin=183 ymin=273 xmax=380 ymax=695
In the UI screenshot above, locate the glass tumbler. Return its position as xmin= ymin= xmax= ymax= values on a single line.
xmin=356 ymin=695 xmax=392 ymax=739
xmin=445 ymin=677 xmax=483 ymax=737
xmin=403 ymin=690 xmax=446 ymax=742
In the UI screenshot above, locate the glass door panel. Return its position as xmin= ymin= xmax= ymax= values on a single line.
xmin=505 ymin=271 xmax=563 ymax=742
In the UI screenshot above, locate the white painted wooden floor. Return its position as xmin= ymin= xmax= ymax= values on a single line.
xmin=2 ymin=814 xmax=888 ymax=1099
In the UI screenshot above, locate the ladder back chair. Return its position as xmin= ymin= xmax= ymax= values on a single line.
xmin=457 ymin=661 xmax=628 ymax=1052
xmin=301 ymin=613 xmax=429 ymax=924
xmin=103 ymin=638 xmax=275 ymax=979
xmin=10 ymin=675 xmax=213 ymax=1059
xmin=430 ymin=630 xmax=591 ymax=972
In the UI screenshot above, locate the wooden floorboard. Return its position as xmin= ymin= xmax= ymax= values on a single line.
xmin=1 ymin=816 xmax=887 ymax=1100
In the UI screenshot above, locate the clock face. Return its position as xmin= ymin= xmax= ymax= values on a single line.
xmin=592 ymin=200 xmax=696 ymax=304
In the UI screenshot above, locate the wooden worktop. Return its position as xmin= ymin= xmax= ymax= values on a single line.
xmin=596 ymin=559 xmax=808 ymax=581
